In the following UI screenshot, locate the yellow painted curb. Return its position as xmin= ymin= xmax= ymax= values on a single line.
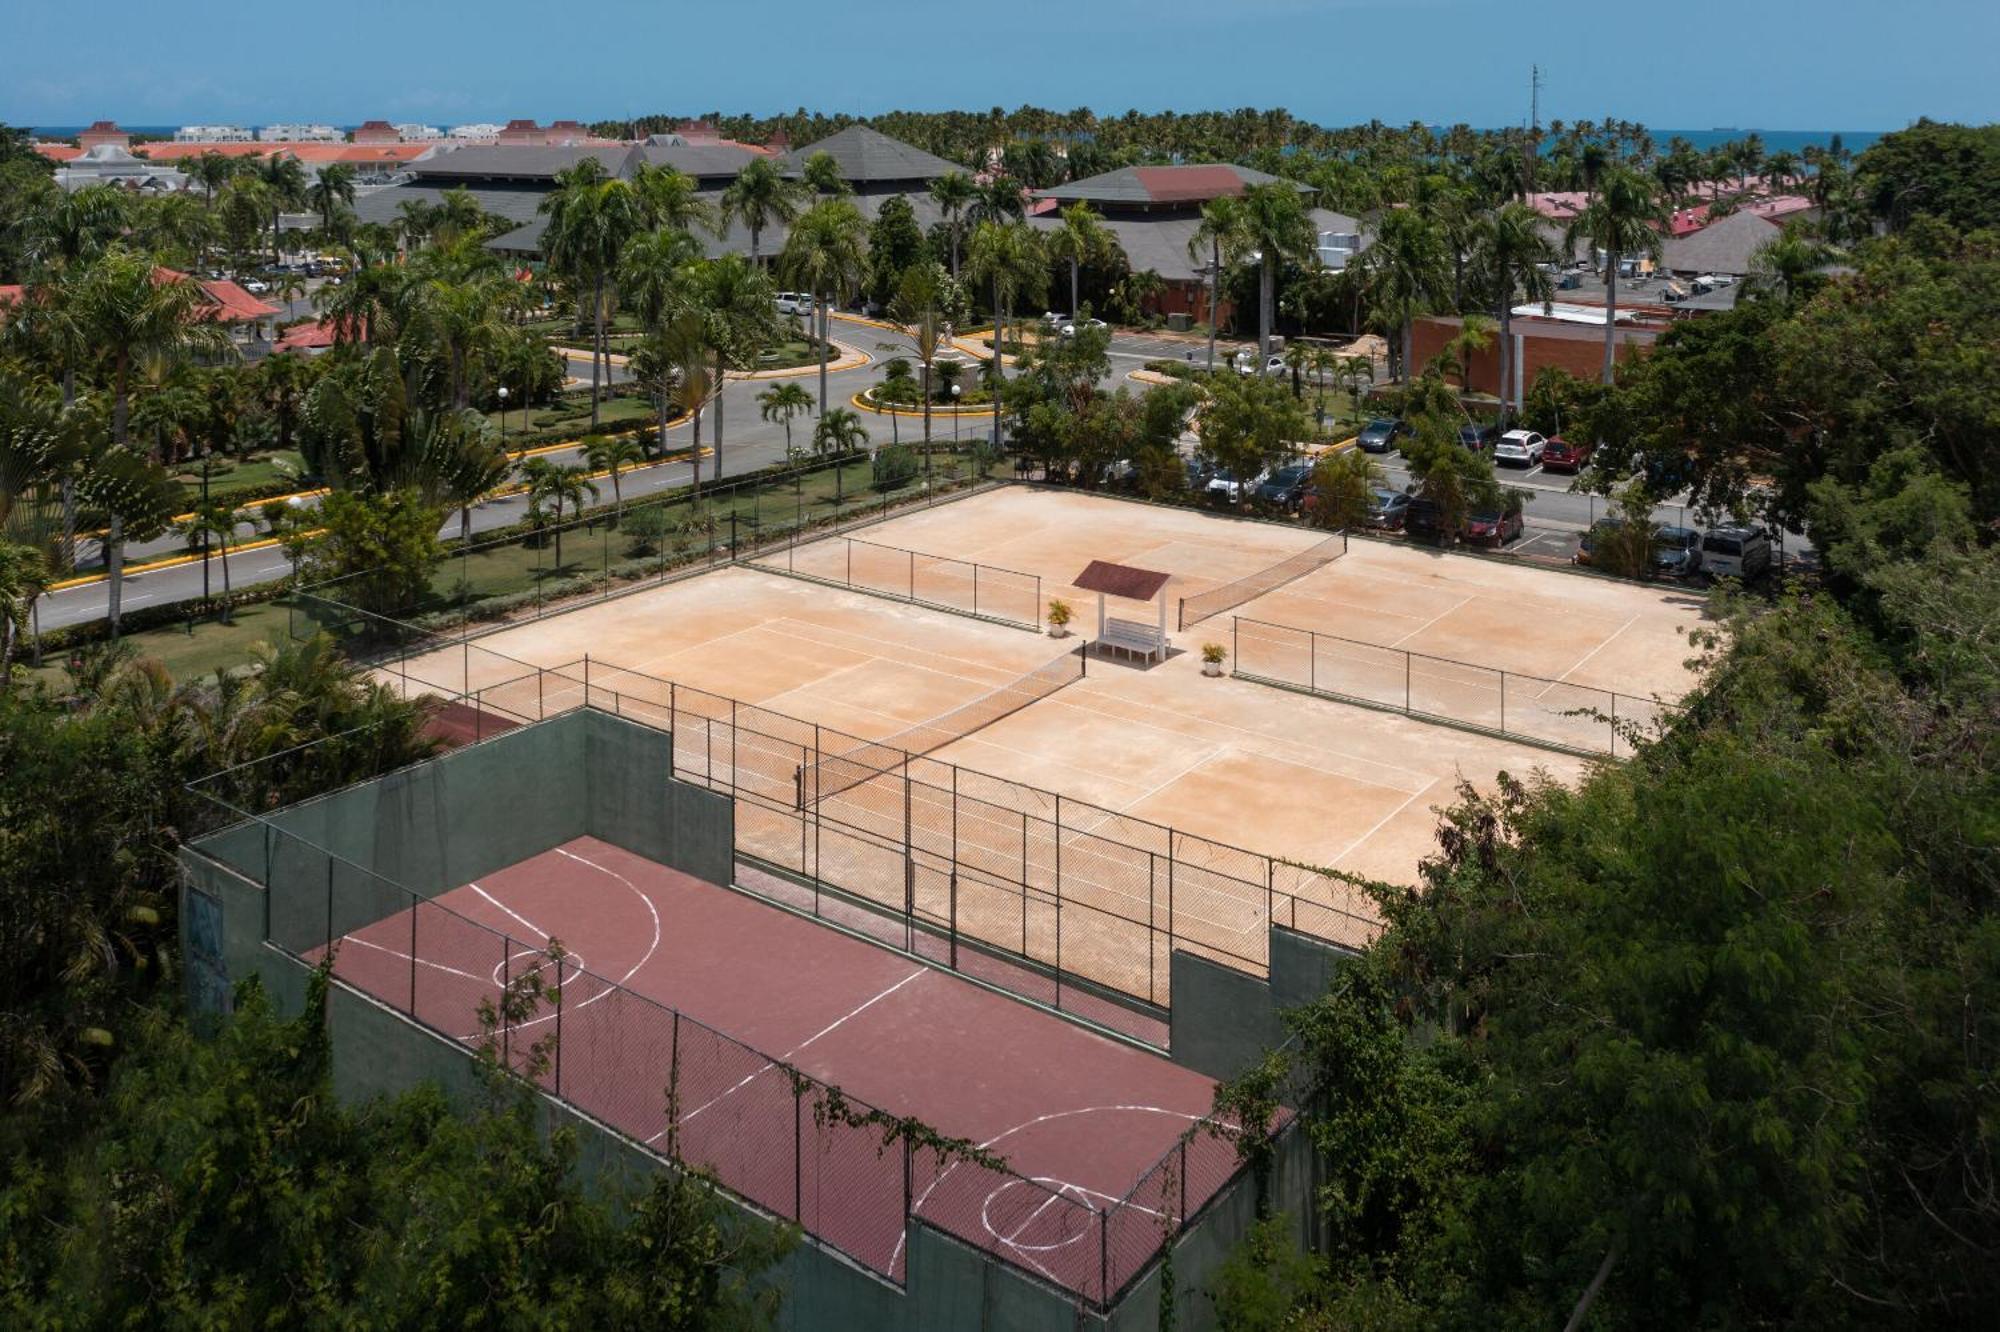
xmin=731 ymin=340 xmax=869 ymax=381
xmin=828 ymin=311 xmax=900 ymax=334
xmin=1126 ymin=368 xmax=1182 ymax=387
xmin=48 ymin=535 xmax=296 ymax=591
xmin=849 ymin=391 xmax=995 ymax=421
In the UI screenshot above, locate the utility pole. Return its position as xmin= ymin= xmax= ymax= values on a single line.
xmin=1524 ymin=64 xmax=1546 ymax=196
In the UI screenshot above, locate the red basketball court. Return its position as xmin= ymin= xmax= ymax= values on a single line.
xmin=318 ymin=836 xmax=1251 ymax=1302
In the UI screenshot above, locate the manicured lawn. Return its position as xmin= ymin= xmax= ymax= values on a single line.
xmin=24 ymin=600 xmax=305 ymax=689
xmin=168 ymin=450 xmax=308 ymax=506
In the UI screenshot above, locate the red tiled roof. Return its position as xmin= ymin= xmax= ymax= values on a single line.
xmin=137 ymin=141 xmax=431 ymax=164
xmin=276 ymin=318 xmax=340 ymax=349
xmin=34 ymin=143 xmax=83 ymax=162
xmin=1132 ymin=165 xmax=1251 ymax=204
xmin=1073 ymin=560 xmax=1172 ymax=601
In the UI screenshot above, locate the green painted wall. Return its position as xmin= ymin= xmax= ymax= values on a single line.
xmin=1169 ymin=929 xmax=1357 ymax=1082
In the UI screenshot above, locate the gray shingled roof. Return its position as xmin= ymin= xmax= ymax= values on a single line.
xmin=1029 ymin=207 xmax=1362 ymax=283
xmin=1038 ymin=163 xmax=1309 ymax=210
xmin=354 ymin=183 xmax=554 ymax=229
xmin=1660 ymin=210 xmax=1783 ymax=277
xmin=408 ymin=144 xmax=634 ymax=183
xmin=782 ymin=125 xmax=958 ymax=184
xmin=630 ymin=140 xmax=765 ymax=181
xmin=487 ymin=188 xmax=952 ymax=260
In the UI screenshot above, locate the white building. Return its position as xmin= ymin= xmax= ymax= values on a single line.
xmin=394 ymin=123 xmax=444 ymax=141
xmin=175 ymin=124 xmax=252 ymax=143
xmin=259 ymin=123 xmax=341 ymax=142
xmin=448 ymin=123 xmax=505 ymax=140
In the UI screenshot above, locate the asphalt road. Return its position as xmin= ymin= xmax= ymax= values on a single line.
xmin=38 ymin=315 xmax=1806 ymax=629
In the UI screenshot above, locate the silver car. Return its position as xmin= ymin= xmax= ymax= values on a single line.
xmin=1492 ymin=430 xmax=1547 ymax=467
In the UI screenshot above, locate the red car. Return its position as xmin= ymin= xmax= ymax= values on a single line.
xmin=1462 ymin=503 xmax=1525 ymax=546
xmin=1541 ymin=436 xmax=1593 ymax=473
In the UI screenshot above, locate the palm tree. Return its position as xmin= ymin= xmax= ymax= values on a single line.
xmin=540 ymin=159 xmax=647 ymax=429
xmin=1358 ymin=207 xmax=1449 ymax=383
xmin=307 ymin=163 xmax=357 ymax=233
xmin=632 ymin=162 xmax=717 ymax=235
xmin=404 ymin=271 xmax=514 ymax=409
xmin=1479 ymin=202 xmax=1559 ymax=423
xmin=779 ymin=199 xmax=868 ymax=416
xmin=582 ymin=432 xmax=646 ymax=522
xmin=719 ymin=157 xmax=803 ymax=265
xmin=1239 ymin=181 xmax=1319 ymax=364
xmin=21 ymin=187 xmax=126 ymax=274
xmin=190 ymin=151 xmax=237 ymax=207
xmin=253 ymin=152 xmax=310 ymax=271
xmin=76 ymin=446 xmax=178 ymax=638
xmin=0 ymin=541 xmax=48 ymax=690
xmin=689 ymin=254 xmax=778 ymax=481
xmin=1563 ymin=166 xmax=1670 ymax=384
xmin=619 ymin=225 xmax=703 ymax=444
xmin=664 ymin=324 xmax=715 ymax=499
xmin=520 ymin=459 xmax=599 ymax=567
xmin=929 ymin=170 xmax=977 ymax=277
xmin=1746 ymin=223 xmax=1840 ymax=303
xmin=1189 ymin=196 xmax=1249 ymax=371
xmin=800 ymin=151 xmax=850 ymax=198
xmin=812 ymin=406 xmax=869 ymax=504
xmin=883 ymin=261 xmax=966 ymax=484
xmin=968 ymin=176 xmax=1026 ymax=228
xmin=1045 ymin=202 xmax=1122 ymax=319
xmin=963 ymin=221 xmax=1048 ymax=453
xmin=759 ymin=381 xmax=813 ymax=458
xmin=179 ymin=499 xmax=240 ymax=613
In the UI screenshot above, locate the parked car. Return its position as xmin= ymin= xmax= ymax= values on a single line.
xmin=1356 ymin=418 xmax=1412 ymax=454
xmin=1365 ymin=488 xmax=1412 ymax=530
xmin=1462 ymin=498 xmax=1526 ymax=545
xmin=1206 ymin=465 xmax=1269 ymax=502
xmin=1540 ymin=435 xmax=1592 ymax=472
xmin=774 ymin=291 xmax=816 ymax=315
xmin=1492 ymin=430 xmax=1547 ymax=467
xmin=1404 ymin=496 xmax=1448 ymax=543
xmin=1184 ymin=455 xmax=1215 ymax=492
xmin=1233 ymin=351 xmax=1287 ymax=378
xmin=1652 ymin=525 xmax=1704 ymax=578
xmin=1701 ymin=526 xmax=1773 ymax=581
xmin=1575 ymin=518 xmax=1624 ymax=566
xmin=1457 ymin=423 xmax=1501 ymax=452
xmin=1060 ymin=317 xmax=1108 ymax=337
xmin=241 ymin=278 xmax=271 ymax=295
xmin=1255 ymin=461 xmax=1314 ymax=508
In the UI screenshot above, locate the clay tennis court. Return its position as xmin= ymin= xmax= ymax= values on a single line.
xmin=318 ymin=835 xmax=1240 ymax=1301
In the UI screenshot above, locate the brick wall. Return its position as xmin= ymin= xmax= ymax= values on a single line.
xmin=1412 ymin=316 xmax=1658 ymax=397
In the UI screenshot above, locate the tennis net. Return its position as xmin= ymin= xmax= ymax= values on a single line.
xmin=1177 ymin=530 xmax=1348 ymax=631
xmin=798 ymin=650 xmax=1085 ymax=808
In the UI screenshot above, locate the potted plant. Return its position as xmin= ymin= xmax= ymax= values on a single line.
xmin=1046 ymin=599 xmax=1073 ymax=638
xmin=1201 ymin=642 xmax=1227 ymax=677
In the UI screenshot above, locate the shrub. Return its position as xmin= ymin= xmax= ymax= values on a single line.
xmin=871 ymin=443 xmax=919 ymax=492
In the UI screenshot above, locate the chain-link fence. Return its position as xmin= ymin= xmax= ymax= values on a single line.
xmin=184 ymin=786 xmax=1277 ymax=1313
xmin=748 ymin=533 xmax=1044 ymax=631
xmin=1231 ymin=615 xmax=1683 ymax=758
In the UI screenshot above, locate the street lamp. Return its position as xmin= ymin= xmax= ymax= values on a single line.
xmin=950 ymin=383 xmax=961 ymax=449
xmin=497 ymin=384 xmax=509 ymax=441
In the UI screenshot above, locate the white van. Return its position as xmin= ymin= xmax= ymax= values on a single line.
xmin=774 ymin=292 xmax=816 ymax=315
xmin=1701 ymin=526 xmax=1774 ymax=581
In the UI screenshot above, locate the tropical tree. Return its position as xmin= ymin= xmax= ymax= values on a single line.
xmin=799 ymin=151 xmax=849 ymax=198
xmin=719 ymin=156 xmax=802 ymax=265
xmin=1563 ymin=166 xmax=1670 ymax=383
xmin=1189 ymin=196 xmax=1249 ymax=370
xmin=811 ymin=406 xmax=869 ymax=503
xmin=76 ymin=446 xmax=178 ymax=637
xmin=540 ymin=159 xmax=646 ymax=429
xmin=631 ymin=162 xmax=716 ymax=235
xmin=663 ymin=325 xmax=714 ymax=499
xmin=1306 ymin=447 xmax=1384 ymax=531
xmin=1359 ymin=206 xmax=1450 ymax=382
xmin=188 ymin=151 xmax=237 ymax=207
xmin=1239 ymin=180 xmax=1320 ymax=363
xmin=963 ymin=221 xmax=1048 ymax=452
xmin=778 ymin=199 xmax=867 ymax=416
xmin=1479 ymin=202 xmax=1559 ymax=422
xmin=1045 ymin=202 xmax=1123 ymax=320
xmin=758 ymin=380 xmax=813 ymax=458
xmin=307 ymin=163 xmax=357 ymax=233
xmin=403 ymin=270 xmax=516 ymax=409
xmin=929 ymin=170 xmax=977 ymax=277
xmin=688 ymin=254 xmax=778 ymax=480
xmin=1747 ymin=222 xmax=1841 ymax=303
xmin=882 ymin=261 xmax=967 ymax=483
xmin=0 ymin=540 xmax=46 ymax=689
xmin=582 ymin=432 xmax=646 ymax=522
xmin=520 ymin=458 xmax=599 ymax=567
xmin=178 ymin=498 xmax=240 ymax=612
xmin=253 ymin=152 xmax=310 ymax=271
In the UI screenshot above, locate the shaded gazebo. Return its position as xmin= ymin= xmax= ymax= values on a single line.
xmin=1073 ymin=560 xmax=1172 ymax=663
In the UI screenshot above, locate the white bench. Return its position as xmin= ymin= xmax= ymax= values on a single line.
xmin=1097 ymin=617 xmax=1168 ymax=664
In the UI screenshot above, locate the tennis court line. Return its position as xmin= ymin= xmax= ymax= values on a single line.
xmin=1330 ymin=777 xmax=1442 ymax=865
xmin=670 ymin=967 xmax=929 ymax=1130
xmin=1387 ymin=593 xmax=1476 ymax=649
xmin=1548 ymin=612 xmax=1641 ymax=692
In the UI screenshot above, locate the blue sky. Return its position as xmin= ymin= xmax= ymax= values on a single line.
xmin=7 ymin=0 xmax=1995 ymax=131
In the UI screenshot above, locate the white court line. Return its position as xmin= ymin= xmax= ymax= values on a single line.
xmin=1330 ymin=777 xmax=1442 ymax=865
xmin=1548 ymin=612 xmax=1640 ymax=691
xmin=657 ymin=967 xmax=928 ymax=1139
xmin=337 ymin=933 xmax=489 ymax=984
xmin=889 ymin=1103 xmax=1215 ymax=1280
xmin=1388 ymin=593 xmax=1476 ymax=649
